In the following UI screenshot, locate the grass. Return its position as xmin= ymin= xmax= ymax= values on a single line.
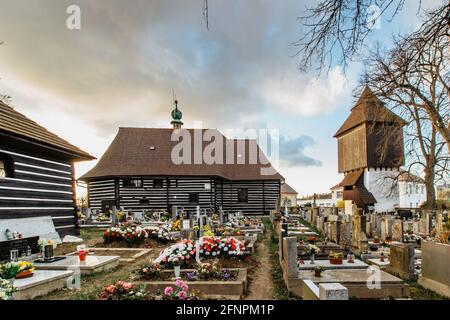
xmin=406 ymin=280 xmax=449 ymax=300
xmin=262 ymin=217 xmax=300 ymax=300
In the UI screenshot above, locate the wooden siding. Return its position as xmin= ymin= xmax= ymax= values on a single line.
xmin=0 ymin=146 xmax=77 ymax=237
xmin=366 ymin=123 xmax=404 ymax=168
xmin=337 ymin=124 xmax=367 ymax=173
xmin=87 ymin=179 xmax=116 ymax=210
xmin=88 ymin=177 xmax=280 ymax=215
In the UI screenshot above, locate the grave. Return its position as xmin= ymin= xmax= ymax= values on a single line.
xmin=34 ymin=255 xmax=120 ymax=275
xmin=297 ymin=259 xmax=368 ymax=271
xmin=386 ymin=242 xmax=415 ymax=280
xmin=135 ymin=268 xmax=248 ymax=298
xmin=0 ymin=216 xmax=61 ymax=243
xmin=12 ymin=270 xmax=74 ymax=300
xmin=392 ymin=219 xmax=403 ymax=242
xmin=298 ymin=268 xmax=409 ymax=299
xmin=67 ymin=248 xmax=152 ymax=265
xmin=418 ymin=241 xmax=450 ymax=298
xmin=367 ymin=258 xmax=390 ymax=270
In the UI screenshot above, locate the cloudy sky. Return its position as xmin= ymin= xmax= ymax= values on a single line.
xmin=0 ymin=0 xmax=438 ymax=196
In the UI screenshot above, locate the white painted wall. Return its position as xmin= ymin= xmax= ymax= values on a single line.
xmin=398 ymin=181 xmax=426 ymax=208
xmin=363 ymin=168 xmax=399 ymax=212
xmin=297 ymin=199 xmax=335 ymax=207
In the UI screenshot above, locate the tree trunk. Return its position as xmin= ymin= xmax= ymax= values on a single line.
xmin=424 ymin=164 xmax=436 ymax=209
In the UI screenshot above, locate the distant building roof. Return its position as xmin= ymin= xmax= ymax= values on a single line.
xmin=334 ymin=86 xmax=406 ymax=137
xmin=0 ymin=101 xmax=95 ymax=160
xmin=80 ymin=128 xmax=283 ymax=181
xmin=281 ymin=183 xmax=297 ymax=194
xmin=398 ymin=171 xmax=425 ymax=183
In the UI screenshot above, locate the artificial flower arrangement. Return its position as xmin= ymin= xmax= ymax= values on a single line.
xmin=98 ymin=281 xmax=147 ymax=300
xmin=171 ymin=219 xmax=181 ymax=232
xmin=103 ymin=223 xmax=172 ymax=244
xmin=202 ymin=225 xmax=215 ymax=237
xmin=162 ymin=279 xmax=200 ymax=300
xmin=96 ymin=215 xmax=110 ymax=222
xmin=307 ymin=236 xmax=317 ymax=244
xmin=151 ymin=226 xmax=173 ymax=243
xmin=15 ymin=261 xmax=35 ymax=279
xmin=0 ymin=262 xmax=20 ymax=280
xmin=0 ymin=278 xmax=16 ymax=300
xmin=314 ymin=266 xmax=325 ymax=277
xmin=160 ymin=239 xmax=196 ymax=267
xmin=199 ymin=236 xmax=245 ymax=258
xmin=103 ymin=224 xmax=149 ymax=244
xmin=328 ymin=251 xmax=345 ymax=264
xmin=0 ymin=261 xmax=34 ymax=280
xmin=137 ymin=263 xmax=162 ymax=280
xmin=194 ymin=260 xmax=234 ymax=281
xmin=214 ymin=226 xmax=242 ymax=237
xmin=306 ymin=244 xmax=320 ymax=256
xmin=155 ymin=237 xmax=247 ymax=268
xmin=159 ymin=211 xmax=172 ymax=222
xmin=217 ymin=237 xmax=245 ymax=257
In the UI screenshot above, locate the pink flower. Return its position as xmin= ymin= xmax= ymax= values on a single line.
xmin=106 ymin=285 xmax=116 ymax=294
xmin=116 ymin=281 xmax=124 ymax=286
xmin=175 ymin=279 xmax=184 ymax=287
xmin=181 ymin=284 xmax=189 ymax=292
xmin=164 ymin=286 xmax=174 ymax=295
xmin=123 ymin=282 xmax=133 ymax=290
xmin=177 ymin=290 xmax=187 ymax=300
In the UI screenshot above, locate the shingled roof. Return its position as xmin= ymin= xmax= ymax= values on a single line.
xmin=80 ymin=128 xmax=283 ymax=181
xmin=334 ymin=87 xmax=406 ymax=137
xmin=281 ymin=183 xmax=297 ymax=194
xmin=0 ymin=101 xmax=95 ymax=160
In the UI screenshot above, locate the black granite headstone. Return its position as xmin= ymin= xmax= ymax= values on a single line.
xmin=0 ymin=236 xmax=39 ymax=261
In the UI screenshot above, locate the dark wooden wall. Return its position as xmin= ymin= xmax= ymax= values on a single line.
xmin=366 ymin=123 xmax=404 ymax=168
xmin=216 ymin=179 xmax=280 ymax=214
xmin=0 ymin=145 xmax=78 ymax=237
xmin=337 ymin=123 xmax=404 ymax=173
xmin=337 ymin=124 xmax=367 ymax=173
xmin=87 ymin=176 xmax=280 ymax=215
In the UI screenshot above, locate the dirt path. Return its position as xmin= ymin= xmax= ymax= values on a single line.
xmin=244 ymin=231 xmax=274 ymax=300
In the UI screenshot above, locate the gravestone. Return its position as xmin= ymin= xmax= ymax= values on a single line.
xmin=134 ymin=211 xmax=144 ymax=222
xmin=219 ymin=207 xmax=224 ymax=225
xmin=171 ymin=206 xmax=178 ymax=221
xmin=0 ymin=236 xmax=39 ymax=261
xmin=392 ymin=219 xmax=403 ymax=242
xmin=387 ymin=242 xmax=416 ymax=280
xmin=111 ymin=206 xmax=118 ymax=226
xmin=375 ymin=216 xmax=382 ymax=238
xmin=335 ymin=220 xmax=342 ymax=244
xmin=420 ymin=211 xmax=432 ymax=235
xmin=0 ymin=216 xmax=61 ymax=243
xmin=435 ymin=212 xmax=444 ymax=233
xmin=354 ymin=214 xmax=368 ymax=251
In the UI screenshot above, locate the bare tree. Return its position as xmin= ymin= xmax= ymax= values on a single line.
xmin=363 ymin=36 xmax=449 ymax=208
xmin=294 ymin=0 xmax=449 ymax=73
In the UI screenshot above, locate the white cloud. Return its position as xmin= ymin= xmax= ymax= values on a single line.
xmin=262 ymin=66 xmax=349 ymax=116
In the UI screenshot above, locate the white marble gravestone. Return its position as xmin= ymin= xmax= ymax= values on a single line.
xmin=0 ymin=216 xmax=61 ymax=243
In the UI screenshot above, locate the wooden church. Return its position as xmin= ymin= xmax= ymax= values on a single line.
xmin=0 ymin=101 xmax=95 ymax=237
xmin=81 ymin=101 xmax=283 ymax=215
xmin=332 ymin=87 xmax=406 ymax=212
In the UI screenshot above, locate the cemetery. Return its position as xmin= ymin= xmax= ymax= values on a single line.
xmin=0 ymin=72 xmax=448 ymax=302
xmin=274 ymin=204 xmax=450 ymax=300
xmin=0 ymin=206 xmax=266 ymax=300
